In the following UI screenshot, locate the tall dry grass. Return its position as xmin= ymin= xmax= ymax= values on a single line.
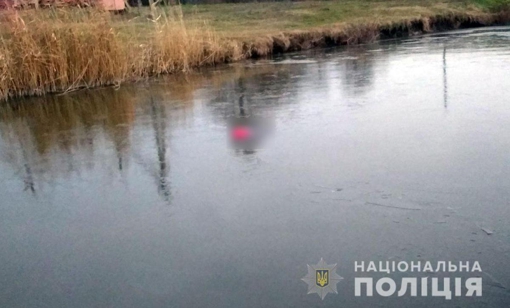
xmin=0 ymin=3 xmax=507 ymax=102
xmin=0 ymin=7 xmax=244 ymax=101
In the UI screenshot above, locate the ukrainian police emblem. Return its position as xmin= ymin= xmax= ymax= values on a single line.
xmin=302 ymin=258 xmax=343 ymax=300
xmin=316 ymin=269 xmax=329 ymax=287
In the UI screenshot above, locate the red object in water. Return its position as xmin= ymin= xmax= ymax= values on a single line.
xmin=231 ymin=126 xmax=252 ymax=141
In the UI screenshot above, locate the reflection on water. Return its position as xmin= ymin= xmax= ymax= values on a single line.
xmin=443 ymin=44 xmax=448 ymax=108
xmin=0 ymin=89 xmax=139 ymax=195
xmin=1 ymin=89 xmax=134 ymax=192
xmin=0 ymin=63 xmax=302 ymax=199
xmin=1 ymin=27 xmax=510 ymax=308
xmin=338 ymin=47 xmax=379 ymax=97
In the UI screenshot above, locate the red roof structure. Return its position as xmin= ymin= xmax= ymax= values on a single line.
xmin=0 ymin=0 xmax=124 ymax=10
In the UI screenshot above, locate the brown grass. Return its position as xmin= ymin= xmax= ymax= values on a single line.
xmin=0 ymin=2 xmax=508 ymax=102
xmin=0 ymin=8 xmax=245 ymax=100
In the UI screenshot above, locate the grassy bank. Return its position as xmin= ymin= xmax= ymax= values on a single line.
xmin=0 ymin=0 xmax=509 ymax=101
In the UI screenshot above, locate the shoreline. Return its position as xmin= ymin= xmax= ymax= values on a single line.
xmin=244 ymin=12 xmax=510 ymax=57
xmin=0 ymin=3 xmax=509 ymax=102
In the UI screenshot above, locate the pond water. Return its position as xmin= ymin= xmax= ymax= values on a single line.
xmin=1 ymin=26 xmax=510 ymax=307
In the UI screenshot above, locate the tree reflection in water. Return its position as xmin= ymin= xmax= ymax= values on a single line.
xmin=0 ymin=64 xmax=306 ymax=201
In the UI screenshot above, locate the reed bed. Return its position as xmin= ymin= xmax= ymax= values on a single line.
xmin=0 ymin=1 xmax=508 ymax=102
xmin=0 ymin=7 xmax=245 ymax=100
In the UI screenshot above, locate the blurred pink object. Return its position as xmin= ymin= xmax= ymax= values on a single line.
xmin=231 ymin=126 xmax=252 ymax=141
xmin=100 ymin=0 xmax=124 ymax=10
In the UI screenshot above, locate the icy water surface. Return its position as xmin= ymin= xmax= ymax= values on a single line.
xmin=1 ymin=26 xmax=510 ymax=307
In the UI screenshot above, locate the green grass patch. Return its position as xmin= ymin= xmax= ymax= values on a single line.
xmin=473 ymin=0 xmax=510 ymax=11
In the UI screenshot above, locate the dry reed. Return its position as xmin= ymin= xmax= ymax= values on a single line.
xmin=0 ymin=7 xmax=245 ymax=101
xmin=0 ymin=4 xmax=507 ymax=102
